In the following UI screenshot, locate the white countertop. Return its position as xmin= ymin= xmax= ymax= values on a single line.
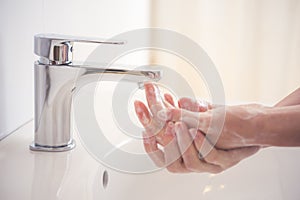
xmin=1 ymin=120 xmax=300 ymax=200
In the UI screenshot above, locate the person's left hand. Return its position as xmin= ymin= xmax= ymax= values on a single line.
xmin=134 ymin=83 xmax=260 ymax=173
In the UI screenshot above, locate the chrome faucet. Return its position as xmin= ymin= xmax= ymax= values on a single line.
xmin=30 ymin=34 xmax=161 ymax=152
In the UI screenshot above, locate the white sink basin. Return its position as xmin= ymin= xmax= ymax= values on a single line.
xmin=1 ymin=82 xmax=300 ymax=200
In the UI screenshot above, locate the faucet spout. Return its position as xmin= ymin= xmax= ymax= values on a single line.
xmin=76 ymin=65 xmax=161 ymax=83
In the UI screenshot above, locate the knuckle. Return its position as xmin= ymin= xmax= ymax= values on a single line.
xmin=194 ymin=132 xmax=204 ymax=144
xmin=204 ymin=152 xmax=218 ymax=164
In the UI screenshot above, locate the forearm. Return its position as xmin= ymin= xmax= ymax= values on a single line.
xmin=275 ymin=87 xmax=300 ymax=107
xmin=254 ymin=105 xmax=300 ymax=146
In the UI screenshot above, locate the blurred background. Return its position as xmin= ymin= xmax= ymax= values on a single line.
xmin=150 ymin=0 xmax=300 ymax=105
xmin=1 ymin=0 xmax=299 ymax=139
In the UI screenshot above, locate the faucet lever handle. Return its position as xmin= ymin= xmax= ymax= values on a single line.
xmin=34 ymin=33 xmax=125 ymax=65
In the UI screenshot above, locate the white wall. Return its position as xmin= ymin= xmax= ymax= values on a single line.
xmin=0 ymin=0 xmax=150 ymax=139
xmin=150 ymin=0 xmax=300 ymax=105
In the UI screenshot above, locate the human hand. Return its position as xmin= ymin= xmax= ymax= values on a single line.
xmin=157 ymin=102 xmax=267 ymax=149
xmin=134 ymin=83 xmax=260 ymax=173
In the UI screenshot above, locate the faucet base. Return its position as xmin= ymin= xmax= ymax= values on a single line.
xmin=29 ymin=140 xmax=76 ymax=152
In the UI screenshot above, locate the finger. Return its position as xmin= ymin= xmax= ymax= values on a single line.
xmin=190 ymin=129 xmax=260 ymax=169
xmin=217 ymin=146 xmax=260 ymax=168
xmin=164 ymin=93 xmax=176 ymax=107
xmin=144 ymin=83 xmax=165 ymax=118
xmin=134 ymin=100 xmax=152 ymax=127
xmin=175 ymin=122 xmax=222 ymax=173
xmin=134 ymin=100 xmax=165 ymax=137
xmin=163 ymin=122 xmax=190 ymax=173
xmin=178 ymin=98 xmax=210 ymax=112
xmin=143 ymin=132 xmax=165 ymax=168
xmin=190 ymin=129 xmax=223 ymax=166
xmin=157 ymin=108 xmax=210 ymax=132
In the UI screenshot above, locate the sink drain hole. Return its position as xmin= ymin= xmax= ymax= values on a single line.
xmin=102 ymin=170 xmax=109 ymax=189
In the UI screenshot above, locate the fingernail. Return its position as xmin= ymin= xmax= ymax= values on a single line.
xmin=165 ymin=122 xmax=175 ymax=136
xmin=174 ymin=122 xmax=183 ymax=132
xmin=145 ymin=83 xmax=154 ymax=92
xmin=141 ymin=114 xmax=150 ymax=125
xmin=134 ymin=101 xmax=144 ymax=113
xmin=144 ymin=82 xmax=151 ymax=88
xmin=175 ymin=122 xmax=185 ymax=133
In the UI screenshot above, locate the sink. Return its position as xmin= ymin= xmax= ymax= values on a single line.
xmin=1 ymin=82 xmax=300 ymax=200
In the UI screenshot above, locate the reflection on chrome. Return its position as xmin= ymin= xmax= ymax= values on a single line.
xmin=30 ymin=34 xmax=161 ymax=152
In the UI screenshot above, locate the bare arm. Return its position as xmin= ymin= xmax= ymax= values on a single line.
xmin=256 ymin=87 xmax=300 ymax=146
xmin=159 ymin=103 xmax=300 ymax=148
xmin=255 ymin=105 xmax=300 ymax=146
xmin=275 ymin=88 xmax=300 ymax=107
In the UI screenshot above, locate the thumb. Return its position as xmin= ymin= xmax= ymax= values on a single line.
xmin=157 ymin=108 xmax=210 ymax=131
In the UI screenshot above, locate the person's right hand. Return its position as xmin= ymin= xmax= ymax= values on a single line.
xmin=157 ymin=102 xmax=269 ymax=149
